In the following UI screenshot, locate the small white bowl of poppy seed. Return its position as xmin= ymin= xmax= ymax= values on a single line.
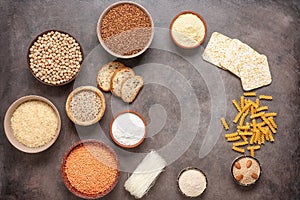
xmin=97 ymin=1 xmax=154 ymax=59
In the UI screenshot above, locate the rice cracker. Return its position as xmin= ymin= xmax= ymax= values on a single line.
xmin=202 ymin=32 xmax=232 ymax=69
xmin=239 ymin=54 xmax=272 ymax=91
xmin=221 ymin=39 xmax=260 ymax=77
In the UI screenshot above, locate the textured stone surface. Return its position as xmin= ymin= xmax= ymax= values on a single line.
xmin=0 ymin=0 xmax=299 ymax=199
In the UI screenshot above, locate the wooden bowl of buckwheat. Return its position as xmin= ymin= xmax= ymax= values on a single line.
xmin=97 ymin=1 xmax=154 ymax=59
xmin=28 ymin=30 xmax=84 ymax=86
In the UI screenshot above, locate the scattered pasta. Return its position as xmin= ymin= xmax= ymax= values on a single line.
xmin=243 ymin=92 xmax=256 ymax=97
xmin=256 ymin=106 xmax=268 ymax=112
xmin=223 ymin=94 xmax=278 ymax=157
xmin=233 ymin=141 xmax=248 ymax=147
xmin=221 ymin=118 xmax=229 ymax=130
xmin=247 ymin=146 xmax=260 ymax=157
xmin=259 ymin=95 xmax=272 ymax=100
xmin=225 ymin=132 xmax=238 ymax=138
xmin=232 ymin=146 xmax=245 ymax=154
xmin=232 ymin=99 xmax=241 ymax=112
xmin=227 ymin=136 xmax=241 ymax=142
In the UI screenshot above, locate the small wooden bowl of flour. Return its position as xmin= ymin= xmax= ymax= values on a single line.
xmin=170 ymin=11 xmax=207 ymax=49
xmin=110 ymin=110 xmax=147 ymax=148
xmin=177 ymin=167 xmax=207 ymax=198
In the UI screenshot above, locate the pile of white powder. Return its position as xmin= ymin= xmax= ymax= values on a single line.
xmin=171 ymin=13 xmax=206 ymax=48
xmin=178 ymin=168 xmax=207 ymax=197
xmin=111 ymin=112 xmax=146 ymax=146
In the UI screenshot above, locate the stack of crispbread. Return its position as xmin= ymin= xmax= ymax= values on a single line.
xmin=202 ymin=32 xmax=272 ymax=91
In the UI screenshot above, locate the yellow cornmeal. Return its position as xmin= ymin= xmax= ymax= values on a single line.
xmin=172 ymin=13 xmax=205 ymax=47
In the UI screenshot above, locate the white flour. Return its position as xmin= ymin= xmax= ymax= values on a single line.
xmin=112 ymin=112 xmax=145 ymax=146
xmin=172 ymin=13 xmax=206 ymax=47
xmin=178 ymin=169 xmax=207 ymax=197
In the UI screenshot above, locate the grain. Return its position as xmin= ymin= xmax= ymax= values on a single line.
xmin=100 ymin=3 xmax=152 ymax=56
xmin=29 ymin=31 xmax=82 ymax=85
xmin=70 ymin=90 xmax=102 ymax=122
xmin=11 ymin=100 xmax=58 ymax=148
xmin=64 ymin=143 xmax=119 ymax=196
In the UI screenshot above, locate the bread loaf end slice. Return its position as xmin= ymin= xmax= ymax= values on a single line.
xmin=97 ymin=62 xmax=125 ymax=92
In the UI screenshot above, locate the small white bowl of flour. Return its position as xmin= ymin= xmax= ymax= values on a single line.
xmin=110 ymin=110 xmax=147 ymax=148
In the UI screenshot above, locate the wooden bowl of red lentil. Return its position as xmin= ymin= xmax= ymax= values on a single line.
xmin=61 ymin=140 xmax=120 ymax=199
xmin=4 ymin=95 xmax=61 ymax=153
xmin=27 ymin=30 xmax=84 ymax=86
xmin=97 ymin=1 xmax=154 ymax=59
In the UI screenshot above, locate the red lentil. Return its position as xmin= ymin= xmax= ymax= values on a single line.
xmin=64 ymin=143 xmax=119 ymax=196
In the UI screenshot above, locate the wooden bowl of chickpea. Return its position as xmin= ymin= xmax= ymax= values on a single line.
xmin=27 ymin=30 xmax=84 ymax=86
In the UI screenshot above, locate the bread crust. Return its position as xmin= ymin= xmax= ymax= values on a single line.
xmin=96 ymin=61 xmax=125 ymax=92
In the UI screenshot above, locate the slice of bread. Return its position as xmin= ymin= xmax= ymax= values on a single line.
xmin=97 ymin=62 xmax=125 ymax=92
xmin=111 ymin=67 xmax=135 ymax=97
xmin=121 ymin=75 xmax=144 ymax=103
